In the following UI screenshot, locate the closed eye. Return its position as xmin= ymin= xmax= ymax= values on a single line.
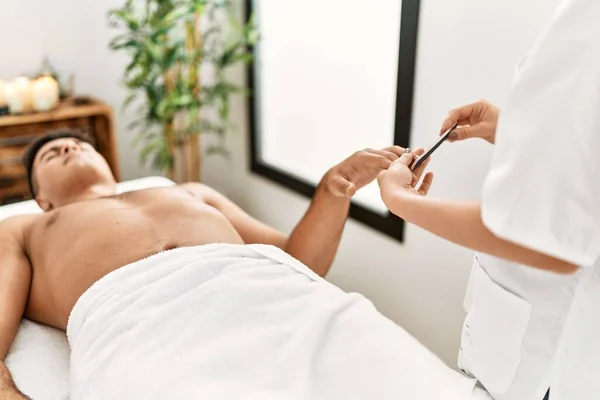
xmin=43 ymin=149 xmax=59 ymax=162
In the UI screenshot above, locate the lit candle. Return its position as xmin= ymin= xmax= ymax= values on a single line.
xmin=4 ymin=77 xmax=33 ymax=114
xmin=32 ymin=76 xmax=60 ymax=112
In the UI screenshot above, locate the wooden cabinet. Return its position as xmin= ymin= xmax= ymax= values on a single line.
xmin=0 ymin=98 xmax=121 ymax=204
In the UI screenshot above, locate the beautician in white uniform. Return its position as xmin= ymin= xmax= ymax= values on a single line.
xmin=377 ymin=0 xmax=600 ymax=399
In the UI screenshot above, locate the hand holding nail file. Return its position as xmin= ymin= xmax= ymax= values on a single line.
xmin=410 ymin=123 xmax=459 ymax=170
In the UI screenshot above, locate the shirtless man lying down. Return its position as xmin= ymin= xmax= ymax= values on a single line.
xmin=0 ymin=131 xmax=470 ymax=400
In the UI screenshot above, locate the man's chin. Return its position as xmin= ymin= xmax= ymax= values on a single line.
xmin=63 ymin=162 xmax=105 ymax=181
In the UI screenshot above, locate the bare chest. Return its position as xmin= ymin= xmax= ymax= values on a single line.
xmin=23 ymin=187 xmax=243 ymax=328
xmin=27 ymin=188 xmax=235 ymax=264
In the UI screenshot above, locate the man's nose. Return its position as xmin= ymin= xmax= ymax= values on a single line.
xmin=61 ymin=142 xmax=79 ymax=155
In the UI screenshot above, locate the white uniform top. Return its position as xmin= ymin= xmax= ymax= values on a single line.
xmin=458 ymin=1 xmax=600 ymax=399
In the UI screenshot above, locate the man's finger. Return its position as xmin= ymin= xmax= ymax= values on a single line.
xmin=418 ymin=172 xmax=434 ymax=196
xmin=375 ymin=155 xmax=393 ymax=170
xmin=383 ymin=146 xmax=405 ymax=157
xmin=412 ymin=148 xmax=425 ymax=156
xmin=367 ymin=149 xmax=400 ymax=162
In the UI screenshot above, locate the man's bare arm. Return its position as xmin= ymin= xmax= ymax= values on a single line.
xmin=0 ymin=217 xmax=33 ymax=398
xmin=280 ymin=172 xmax=351 ymax=276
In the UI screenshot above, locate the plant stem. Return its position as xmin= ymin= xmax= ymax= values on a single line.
xmin=186 ymin=12 xmax=202 ymax=181
xmin=164 ymin=68 xmax=176 ymax=180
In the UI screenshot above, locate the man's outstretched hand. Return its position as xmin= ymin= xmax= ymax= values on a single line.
xmin=325 ymin=146 xmax=408 ymax=198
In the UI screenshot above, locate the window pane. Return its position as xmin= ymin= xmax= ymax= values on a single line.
xmin=254 ymin=0 xmax=403 ymax=214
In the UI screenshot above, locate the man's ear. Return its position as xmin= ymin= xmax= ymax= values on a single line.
xmin=35 ymin=195 xmax=53 ymax=212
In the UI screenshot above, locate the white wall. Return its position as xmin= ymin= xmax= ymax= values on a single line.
xmin=204 ymin=0 xmax=562 ymax=367
xmin=0 ymin=0 xmax=153 ymax=180
xmin=1 ymin=0 xmax=562 ymax=367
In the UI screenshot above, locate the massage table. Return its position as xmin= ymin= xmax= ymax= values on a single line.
xmin=0 ymin=176 xmax=491 ymax=400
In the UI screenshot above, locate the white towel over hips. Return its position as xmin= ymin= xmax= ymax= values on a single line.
xmin=67 ymin=243 xmax=474 ymax=400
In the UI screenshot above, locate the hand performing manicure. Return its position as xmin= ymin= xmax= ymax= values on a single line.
xmin=441 ymin=99 xmax=500 ymax=144
xmin=377 ymin=148 xmax=434 ymax=209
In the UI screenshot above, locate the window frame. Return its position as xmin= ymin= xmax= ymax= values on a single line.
xmin=246 ymin=0 xmax=422 ymax=242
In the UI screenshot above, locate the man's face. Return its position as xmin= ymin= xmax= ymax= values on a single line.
xmin=33 ymin=137 xmax=115 ymax=209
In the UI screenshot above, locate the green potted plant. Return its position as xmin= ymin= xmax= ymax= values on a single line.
xmin=108 ymin=0 xmax=257 ymax=181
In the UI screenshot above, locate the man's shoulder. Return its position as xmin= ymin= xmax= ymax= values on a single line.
xmin=0 ymin=214 xmax=37 ymax=249
xmin=0 ymin=214 xmax=42 ymax=229
xmin=0 ymin=214 xmax=38 ymax=233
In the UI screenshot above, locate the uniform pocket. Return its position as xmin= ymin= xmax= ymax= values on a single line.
xmin=458 ymin=256 xmax=532 ymax=394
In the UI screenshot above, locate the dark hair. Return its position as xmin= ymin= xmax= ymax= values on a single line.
xmin=22 ymin=130 xmax=94 ymax=197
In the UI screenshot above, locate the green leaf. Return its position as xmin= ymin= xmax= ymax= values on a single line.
xmin=122 ymin=92 xmax=138 ymax=112
xmin=213 ymin=0 xmax=233 ymax=9
xmin=163 ymin=6 xmax=190 ymax=25
xmin=108 ymin=34 xmax=128 ymax=48
xmin=216 ymin=44 xmax=240 ymax=68
xmin=140 ymin=137 xmax=162 ymax=163
xmin=152 ymin=26 xmax=172 ymax=40
xmin=109 ymin=9 xmax=140 ymax=31
xmin=163 ymin=39 xmax=185 ymax=68
xmin=172 ymin=94 xmax=194 ymax=107
xmin=126 ymin=118 xmax=143 ymax=131
xmin=228 ymin=52 xmax=253 ymax=65
xmin=219 ymin=98 xmax=229 ymax=121
xmin=206 ymin=145 xmax=230 ymax=158
xmin=145 ymin=41 xmax=164 ymax=64
xmin=131 ymin=129 xmax=157 ymax=149
xmin=194 ymin=0 xmax=206 ymax=14
xmin=247 ymin=30 xmax=260 ymax=46
xmin=156 ymin=98 xmax=169 ymax=119
xmin=186 ymin=106 xmax=200 ymax=128
xmin=244 ymin=13 xmax=260 ymax=45
xmin=125 ymin=51 xmax=142 ymax=73
xmin=153 ymin=141 xmax=174 ymax=170
xmin=163 ymin=47 xmax=178 ymax=69
xmin=228 ymin=13 xmax=242 ymax=32
xmin=131 ymin=134 xmax=143 ymax=149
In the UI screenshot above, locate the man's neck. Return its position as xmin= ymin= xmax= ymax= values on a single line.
xmin=54 ymin=183 xmax=118 ymax=208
